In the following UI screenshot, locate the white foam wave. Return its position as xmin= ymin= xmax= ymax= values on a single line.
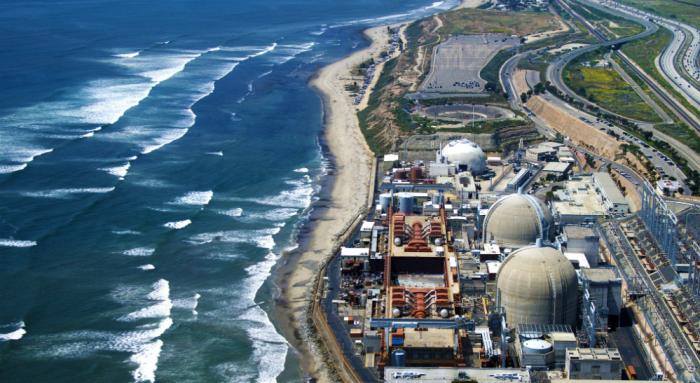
xmin=138 ymin=264 xmax=155 ymax=271
xmin=100 ymin=162 xmax=131 ymax=178
xmin=238 ymin=251 xmax=289 ymax=381
xmin=115 ymin=51 xmax=141 ymax=59
xmin=122 ymin=300 xmax=172 ymax=321
xmin=217 ymin=208 xmax=243 ymax=217
xmin=5 ymin=148 xmax=53 ymax=164
xmin=21 ymin=187 xmax=115 ymax=199
xmin=130 ymin=339 xmax=163 ymax=383
xmin=0 ymin=321 xmax=26 ymax=341
xmin=242 ymin=208 xmax=299 ymax=222
xmin=0 ymin=164 xmax=28 ymax=174
xmin=293 ymin=167 xmax=309 ymax=173
xmin=258 ymin=70 xmax=273 ymax=78
xmin=206 ymin=151 xmax=223 ymax=156
xmin=140 ymin=128 xmax=189 ymax=154
xmin=171 ymin=190 xmax=213 ymax=206
xmin=0 ymin=239 xmax=37 ymax=248
xmin=163 ymin=219 xmax=191 ymax=229
xmin=172 ymin=293 xmax=200 ymax=315
xmin=80 ymin=131 xmax=95 ymax=138
xmin=123 ymin=247 xmax=155 ymax=257
xmin=186 ymin=227 xmax=280 ymax=249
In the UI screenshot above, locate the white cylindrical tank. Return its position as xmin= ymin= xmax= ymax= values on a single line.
xmin=394 ymin=237 xmax=402 ymax=246
xmin=522 ymin=339 xmax=553 ymax=354
xmin=392 ymin=308 xmax=401 ymax=317
xmin=440 ymin=309 xmax=449 ymax=318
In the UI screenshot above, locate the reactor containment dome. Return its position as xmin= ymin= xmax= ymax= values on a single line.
xmin=482 ymin=194 xmax=554 ymax=248
xmin=441 ymin=139 xmax=487 ymax=175
xmin=496 ymin=244 xmax=578 ymax=328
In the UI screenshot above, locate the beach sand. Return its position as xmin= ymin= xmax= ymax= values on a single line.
xmin=272 ymin=26 xmax=388 ymax=382
xmin=272 ymin=1 xmax=481 ymax=380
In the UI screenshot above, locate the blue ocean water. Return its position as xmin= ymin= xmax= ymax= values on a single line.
xmin=0 ymin=0 xmax=458 ymax=381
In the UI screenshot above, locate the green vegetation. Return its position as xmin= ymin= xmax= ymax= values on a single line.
xmin=655 ymin=123 xmax=700 ymax=154
xmin=357 ymin=57 xmax=401 ymax=154
xmin=621 ymin=28 xmax=700 ymax=120
xmin=618 ymin=0 xmax=700 ymax=30
xmin=439 ymin=9 xmax=560 ymax=39
xmin=563 ymin=49 xmax=661 ymax=122
xmin=568 ymin=0 xmax=643 ymax=38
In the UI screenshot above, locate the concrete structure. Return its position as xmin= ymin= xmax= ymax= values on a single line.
xmin=506 ymin=168 xmax=530 ymax=192
xmin=483 ymin=194 xmax=554 ymax=248
xmin=526 ymin=146 xmax=557 ymax=162
xmin=565 ymin=348 xmax=623 ymax=380
xmin=592 ymin=172 xmax=629 ymax=214
xmin=496 ymin=245 xmax=578 ymax=327
xmin=384 ymin=367 xmax=530 ymax=383
xmin=552 ymin=176 xmax=607 ymax=225
xmin=438 ymin=139 xmax=487 ymax=175
xmin=581 ymin=268 xmax=622 ymax=329
xmin=542 ymin=161 xmax=572 ymax=177
xmin=561 ymin=225 xmax=600 ymax=267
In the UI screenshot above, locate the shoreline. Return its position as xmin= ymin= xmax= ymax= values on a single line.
xmin=271 ymin=26 xmax=386 ymax=382
xmin=270 ymin=1 xmax=479 ymax=381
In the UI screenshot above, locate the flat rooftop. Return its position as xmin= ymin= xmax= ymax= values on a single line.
xmin=385 ymin=367 xmax=531 ymax=383
xmin=403 ymin=328 xmax=455 ymax=348
xmin=552 ymin=177 xmax=606 ymax=217
xmin=581 ymin=267 xmax=619 ymax=284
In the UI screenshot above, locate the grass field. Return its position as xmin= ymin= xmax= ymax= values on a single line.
xmin=618 ymin=0 xmax=700 ymax=30
xmin=655 ymin=123 xmax=700 ymax=155
xmin=439 ymin=9 xmax=559 ymax=38
xmin=564 ymin=53 xmax=662 ymax=122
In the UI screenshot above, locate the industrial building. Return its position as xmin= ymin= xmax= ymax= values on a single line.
xmin=593 ymin=172 xmax=629 ymax=214
xmin=323 ymin=137 xmax=673 ymax=382
xmin=565 ymin=348 xmax=623 ymax=380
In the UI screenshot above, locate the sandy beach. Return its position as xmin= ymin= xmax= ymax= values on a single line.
xmin=272 ymin=2 xmax=483 ymax=381
xmin=272 ymin=26 xmax=388 ymax=382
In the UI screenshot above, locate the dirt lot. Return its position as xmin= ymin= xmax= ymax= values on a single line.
xmin=526 ymin=95 xmax=620 ymax=159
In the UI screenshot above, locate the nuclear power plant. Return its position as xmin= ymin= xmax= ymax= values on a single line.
xmin=320 ymin=137 xmax=699 ymax=383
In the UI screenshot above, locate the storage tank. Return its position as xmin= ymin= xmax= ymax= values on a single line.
xmin=496 ymin=244 xmax=578 ymax=328
xmin=398 ymin=194 xmax=414 ymax=215
xmin=379 ymin=193 xmax=392 ymax=213
xmin=391 ymin=349 xmax=406 ymax=367
xmin=522 ymin=339 xmax=553 ymax=354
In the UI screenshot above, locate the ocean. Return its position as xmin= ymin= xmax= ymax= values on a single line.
xmin=0 ymin=0 xmax=458 ymax=381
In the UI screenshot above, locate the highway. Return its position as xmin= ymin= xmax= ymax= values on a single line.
xmin=549 ymin=0 xmax=700 ymax=175
xmin=592 ymin=0 xmax=700 ymax=111
xmin=571 ymin=0 xmax=700 ymax=134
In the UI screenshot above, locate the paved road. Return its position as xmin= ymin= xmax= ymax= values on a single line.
xmin=548 ymin=0 xmax=700 ymax=175
xmin=593 ymin=0 xmax=700 ymax=111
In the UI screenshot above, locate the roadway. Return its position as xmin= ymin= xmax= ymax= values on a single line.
xmin=549 ymin=0 xmax=700 ymax=175
xmin=592 ymin=0 xmax=700 ymax=111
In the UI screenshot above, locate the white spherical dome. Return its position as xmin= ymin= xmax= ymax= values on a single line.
xmin=441 ymin=139 xmax=487 ymax=174
xmin=483 ymin=194 xmax=554 ymax=248
xmin=496 ymin=245 xmax=578 ymax=328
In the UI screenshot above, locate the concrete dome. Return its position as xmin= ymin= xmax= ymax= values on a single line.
xmin=441 ymin=139 xmax=487 ymax=174
xmin=496 ymin=245 xmax=578 ymax=328
xmin=483 ymin=194 xmax=553 ymax=248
